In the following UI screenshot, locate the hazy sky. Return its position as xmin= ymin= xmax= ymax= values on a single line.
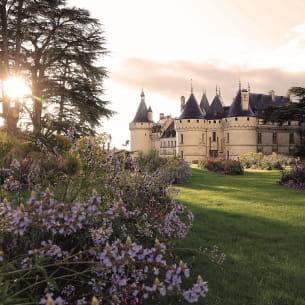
xmin=69 ymin=0 xmax=305 ymax=148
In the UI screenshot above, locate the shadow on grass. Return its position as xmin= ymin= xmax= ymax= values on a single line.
xmin=171 ymin=168 xmax=305 ymax=305
xmin=175 ymin=206 xmax=305 ymax=305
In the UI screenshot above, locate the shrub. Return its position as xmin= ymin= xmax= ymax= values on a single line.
xmin=279 ymin=163 xmax=305 ymax=189
xmin=156 ymin=158 xmax=192 ymax=185
xmin=200 ymin=159 xmax=244 ymax=175
xmin=0 ymin=140 xmax=212 ymax=304
xmin=239 ymin=152 xmax=295 ymax=170
xmin=136 ymin=149 xmax=167 ymax=173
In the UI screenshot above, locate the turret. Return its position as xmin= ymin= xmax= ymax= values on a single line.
xmin=175 ymin=93 xmax=206 ymax=162
xmin=225 ymin=88 xmax=257 ymax=158
xmin=129 ymin=89 xmax=154 ymax=153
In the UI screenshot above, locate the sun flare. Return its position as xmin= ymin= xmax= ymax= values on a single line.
xmin=3 ymin=76 xmax=31 ymax=100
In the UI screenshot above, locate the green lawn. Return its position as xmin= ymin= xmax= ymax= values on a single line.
xmin=175 ymin=169 xmax=305 ymax=305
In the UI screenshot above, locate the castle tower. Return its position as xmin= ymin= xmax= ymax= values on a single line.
xmin=205 ymin=93 xmax=225 ymax=158
xmin=175 ymin=93 xmax=206 ymax=162
xmin=129 ymin=89 xmax=154 ymax=153
xmin=224 ymin=88 xmax=257 ymax=159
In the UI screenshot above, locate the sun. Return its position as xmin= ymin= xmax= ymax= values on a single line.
xmin=3 ymin=76 xmax=31 ymax=100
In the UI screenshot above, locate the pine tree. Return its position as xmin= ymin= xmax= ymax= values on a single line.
xmin=0 ymin=0 xmax=113 ymax=137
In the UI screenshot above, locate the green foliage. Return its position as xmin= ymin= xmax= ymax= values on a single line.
xmin=176 ymin=169 xmax=305 ymax=305
xmin=0 ymin=0 xmax=113 ymax=136
xmin=239 ymin=152 xmax=295 ymax=170
xmin=62 ymin=152 xmax=81 ymax=176
xmin=136 ymin=149 xmax=167 ymax=173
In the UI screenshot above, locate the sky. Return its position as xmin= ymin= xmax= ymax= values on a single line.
xmin=69 ymin=0 xmax=305 ymax=148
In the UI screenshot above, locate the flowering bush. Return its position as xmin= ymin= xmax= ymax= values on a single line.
xmin=135 ymin=150 xmax=167 ymax=173
xmin=155 ymin=158 xmax=192 ymax=185
xmin=239 ymin=152 xmax=296 ymax=170
xmin=279 ymin=163 xmax=305 ymax=189
xmin=200 ymin=159 xmax=244 ymax=175
xmin=0 ymin=139 xmax=214 ymax=304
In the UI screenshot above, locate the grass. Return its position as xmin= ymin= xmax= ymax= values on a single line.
xmin=174 ymin=169 xmax=305 ymax=305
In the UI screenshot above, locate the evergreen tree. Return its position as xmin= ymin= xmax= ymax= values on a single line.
xmin=0 ymin=0 xmax=113 ymax=137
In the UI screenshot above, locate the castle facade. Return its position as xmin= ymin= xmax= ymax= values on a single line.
xmin=129 ymin=87 xmax=300 ymax=163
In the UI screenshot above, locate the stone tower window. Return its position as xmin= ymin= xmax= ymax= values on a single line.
xmin=272 ymin=133 xmax=277 ymax=144
xmin=289 ymin=133 xmax=294 ymax=144
xmin=212 ymin=132 xmax=216 ymax=142
xmin=180 ymin=134 xmax=184 ymax=144
xmin=235 ymin=117 xmax=238 ymax=121
xmin=181 ymin=150 xmax=184 ymax=158
xmin=257 ymin=132 xmax=262 ymax=144
xmin=227 ymin=133 xmax=229 ymax=143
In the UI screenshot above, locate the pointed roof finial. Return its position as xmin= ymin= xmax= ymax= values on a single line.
xmin=216 ymin=84 xmax=218 ymax=96
xmin=239 ymin=80 xmax=241 ymax=90
xmin=190 ymin=79 xmax=193 ymax=94
xmin=248 ymin=82 xmax=250 ymax=92
xmin=218 ymin=86 xmax=221 ymax=97
xmin=141 ymin=88 xmax=144 ymax=96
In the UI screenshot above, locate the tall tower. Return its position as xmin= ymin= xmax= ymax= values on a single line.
xmin=129 ymin=89 xmax=154 ymax=153
xmin=224 ymin=88 xmax=257 ymax=158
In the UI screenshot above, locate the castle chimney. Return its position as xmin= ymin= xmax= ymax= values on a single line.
xmin=181 ymin=96 xmax=185 ymax=112
xmin=269 ymin=90 xmax=275 ymax=101
xmin=159 ymin=113 xmax=164 ymax=120
xmin=241 ymin=89 xmax=249 ymax=111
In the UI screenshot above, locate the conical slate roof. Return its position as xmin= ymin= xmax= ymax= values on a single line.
xmin=227 ymin=90 xmax=255 ymax=117
xmin=205 ymin=95 xmax=225 ymax=119
xmin=132 ymin=99 xmax=150 ymax=122
xmin=179 ymin=93 xmax=205 ymax=119
xmin=200 ymin=92 xmax=209 ymax=114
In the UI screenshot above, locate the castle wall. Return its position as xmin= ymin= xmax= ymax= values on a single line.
xmin=224 ymin=117 xmax=257 ymax=159
xmin=159 ymin=137 xmax=176 ymax=157
xmin=257 ymin=120 xmax=300 ymax=155
xmin=129 ymin=122 xmax=154 ymax=153
xmin=175 ymin=119 xmax=208 ymax=163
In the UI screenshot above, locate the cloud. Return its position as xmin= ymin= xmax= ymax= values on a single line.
xmin=112 ymin=58 xmax=305 ymax=105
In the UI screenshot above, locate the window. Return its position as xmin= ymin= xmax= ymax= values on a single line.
xmin=188 ymin=120 xmax=190 ymax=123
xmin=212 ymin=132 xmax=216 ymax=142
xmin=235 ymin=117 xmax=238 ymax=121
xmin=180 ymin=134 xmax=184 ymax=144
xmin=227 ymin=151 xmax=229 ymax=159
xmin=289 ymin=133 xmax=294 ymax=144
xmin=247 ymin=117 xmax=250 ymax=121
xmin=288 ymin=121 xmax=291 ymax=126
xmin=257 ymin=132 xmax=262 ymax=144
xmin=272 ymin=133 xmax=277 ymax=144
xmin=197 ymin=120 xmax=199 ymax=123
xmin=214 ymin=120 xmax=216 ymax=124
xmin=227 ymin=133 xmax=229 ymax=143
xmin=181 ymin=150 xmax=184 ymax=158
xmin=257 ymin=147 xmax=262 ymax=153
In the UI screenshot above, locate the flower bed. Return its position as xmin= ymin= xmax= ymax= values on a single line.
xmin=279 ymin=163 xmax=305 ymax=189
xmin=200 ymin=159 xmax=244 ymax=175
xmin=0 ymin=136 xmax=214 ymax=304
